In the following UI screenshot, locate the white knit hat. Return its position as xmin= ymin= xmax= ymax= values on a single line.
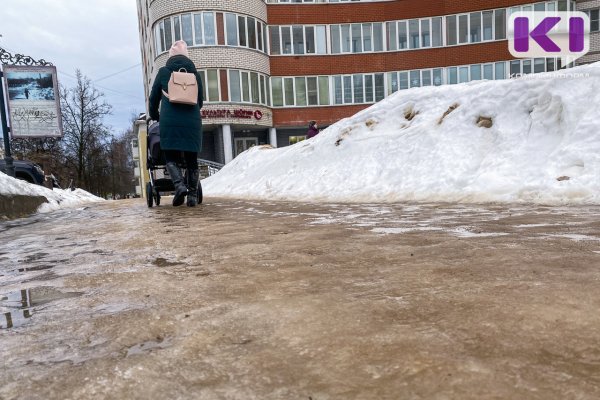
xmin=169 ymin=40 xmax=189 ymax=57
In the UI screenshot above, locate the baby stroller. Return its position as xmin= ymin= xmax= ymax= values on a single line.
xmin=146 ymin=121 xmax=203 ymax=207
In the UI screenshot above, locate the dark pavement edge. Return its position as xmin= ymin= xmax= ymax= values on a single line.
xmin=0 ymin=194 xmax=48 ymax=220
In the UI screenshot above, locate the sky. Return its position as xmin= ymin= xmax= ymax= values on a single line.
xmin=0 ymin=0 xmax=145 ymax=135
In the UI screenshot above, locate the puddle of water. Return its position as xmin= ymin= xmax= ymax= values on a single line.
xmin=0 ymin=287 xmax=83 ymax=329
xmin=126 ymin=336 xmax=172 ymax=357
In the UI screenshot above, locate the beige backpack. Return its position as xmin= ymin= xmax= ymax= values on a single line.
xmin=162 ymin=68 xmax=198 ymax=105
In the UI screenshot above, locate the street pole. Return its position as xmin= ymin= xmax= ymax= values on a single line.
xmin=0 ymin=46 xmax=53 ymax=178
xmin=0 ymin=67 xmax=15 ymax=177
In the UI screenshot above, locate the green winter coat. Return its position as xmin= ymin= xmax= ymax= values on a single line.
xmin=148 ymin=55 xmax=204 ymax=153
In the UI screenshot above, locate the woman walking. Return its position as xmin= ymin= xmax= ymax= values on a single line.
xmin=149 ymin=40 xmax=203 ymax=207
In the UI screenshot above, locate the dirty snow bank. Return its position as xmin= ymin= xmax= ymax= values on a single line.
xmin=0 ymin=171 xmax=104 ymax=213
xmin=204 ymin=63 xmax=600 ymax=205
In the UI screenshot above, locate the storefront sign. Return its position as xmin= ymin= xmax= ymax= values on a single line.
xmin=3 ymin=65 xmax=63 ymax=138
xmin=202 ymin=108 xmax=263 ymax=120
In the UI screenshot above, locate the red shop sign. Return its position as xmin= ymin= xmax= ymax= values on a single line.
xmin=201 ymin=109 xmax=263 ymax=120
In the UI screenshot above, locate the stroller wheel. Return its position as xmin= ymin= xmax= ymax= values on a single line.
xmin=197 ymin=180 xmax=203 ymax=204
xmin=146 ymin=182 xmax=154 ymax=208
xmin=155 ymin=191 xmax=161 ymax=206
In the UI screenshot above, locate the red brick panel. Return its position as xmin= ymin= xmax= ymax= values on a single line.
xmin=216 ymin=12 xmax=225 ymax=46
xmin=219 ymin=69 xmax=229 ymax=101
xmin=270 ymin=41 xmax=515 ymax=76
xmin=273 ymin=105 xmax=369 ymax=127
xmin=268 ymin=0 xmax=541 ymax=24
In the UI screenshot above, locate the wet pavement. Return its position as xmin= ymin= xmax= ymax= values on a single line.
xmin=1 ymin=198 xmax=600 ymax=399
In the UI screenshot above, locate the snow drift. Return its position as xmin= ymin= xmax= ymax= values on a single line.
xmin=203 ymin=63 xmax=600 ymax=204
xmin=0 ymin=172 xmax=104 ymax=214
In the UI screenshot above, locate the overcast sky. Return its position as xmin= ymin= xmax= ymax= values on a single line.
xmin=1 ymin=0 xmax=145 ymax=135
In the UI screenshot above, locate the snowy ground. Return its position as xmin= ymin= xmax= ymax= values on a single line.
xmin=0 ymin=172 xmax=103 ymax=213
xmin=204 ymin=63 xmax=600 ymax=205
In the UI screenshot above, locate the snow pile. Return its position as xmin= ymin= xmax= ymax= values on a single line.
xmin=0 ymin=171 xmax=104 ymax=213
xmin=204 ymin=63 xmax=600 ymax=204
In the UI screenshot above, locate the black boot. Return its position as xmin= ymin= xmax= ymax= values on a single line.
xmin=186 ymin=168 xmax=199 ymax=207
xmin=165 ymin=162 xmax=188 ymax=207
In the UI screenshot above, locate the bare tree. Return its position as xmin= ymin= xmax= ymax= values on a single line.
xmin=60 ymin=70 xmax=112 ymax=191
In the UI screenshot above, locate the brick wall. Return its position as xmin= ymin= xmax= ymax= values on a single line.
xmin=273 ymin=105 xmax=369 ymax=127
xmin=267 ymin=0 xmax=539 ymax=24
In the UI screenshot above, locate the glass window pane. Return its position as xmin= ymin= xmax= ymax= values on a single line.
xmin=373 ymin=23 xmax=383 ymax=51
xmin=495 ymin=62 xmax=506 ymax=79
xmin=238 ymin=16 xmax=247 ymax=47
xmin=446 ymin=15 xmax=457 ymax=46
xmin=204 ymin=13 xmax=215 ymax=45
xmin=448 ymin=67 xmax=458 ymax=84
xmin=365 ymin=74 xmax=373 ymax=102
xmin=534 ymin=58 xmax=545 ymax=73
xmin=352 ymin=24 xmax=362 ymax=53
xmin=207 ymin=69 xmax=219 ymax=101
xmin=284 ymin=77 xmax=294 ymax=105
xmin=164 ymin=18 xmax=173 ymax=49
xmin=399 ymin=72 xmax=409 ymax=90
xmin=433 ymin=68 xmax=443 ymax=86
xmin=318 ymin=76 xmax=330 ymax=105
xmin=305 ymin=26 xmax=315 ymax=54
xmin=459 ymin=14 xmax=469 ymax=44
xmin=388 ymin=72 xmax=398 ymax=94
xmin=495 ymin=9 xmax=506 ymax=40
xmin=258 ymin=23 xmax=263 ymax=51
xmin=174 ymin=16 xmax=181 ymax=42
xmin=293 ymin=25 xmax=304 ymax=54
xmin=295 ymin=77 xmax=306 ymax=106
xmin=375 ymin=73 xmax=385 ymax=101
xmin=307 ymin=77 xmax=318 ymax=105
xmin=398 ymin=21 xmax=408 ymax=49
xmin=471 ymin=64 xmax=482 ymax=80
xmin=484 ymin=64 xmax=493 ymax=80
xmin=334 ymin=76 xmax=343 ymax=104
xmin=316 ymin=26 xmax=327 ymax=54
xmin=410 ymin=70 xmax=421 ymax=87
xmin=198 ymin=70 xmax=207 ymax=101
xmin=159 ymin=21 xmax=165 ymax=52
xmin=269 ymin=26 xmax=280 ymax=54
xmin=387 ymin=22 xmax=397 ymax=50
xmin=260 ymin=75 xmax=266 ymax=104
xmin=353 ymin=74 xmax=364 ymax=103
xmin=470 ymin=12 xmax=481 ymax=43
xmin=422 ymin=70 xmax=432 ymax=86
xmin=421 ymin=19 xmax=430 ymax=47
xmin=272 ymin=77 xmax=283 ymax=106
xmin=226 ymin=14 xmax=237 ymax=46
xmin=482 ymin=11 xmax=493 ymax=41
xmin=546 ymin=57 xmax=555 ymax=72
xmin=523 ymin=59 xmax=532 ymax=74
xmin=331 ymin=25 xmax=341 ymax=53
xmin=534 ymin=3 xmax=545 ymax=11
xmin=194 ymin=14 xmax=204 ymax=45
xmin=282 ymin=26 xmax=292 ymax=54
xmin=363 ymin=24 xmax=372 ymax=52
xmin=432 ymin=17 xmax=442 ymax=47
xmin=510 ymin=60 xmax=521 ymax=77
xmin=251 ymin=72 xmax=259 ymax=103
xmin=181 ymin=14 xmax=193 ymax=46
xmin=342 ymin=25 xmax=351 ymax=52
xmin=229 ymin=70 xmax=241 ymax=102
xmin=248 ymin=17 xmax=257 ymax=49
xmin=459 ymin=67 xmax=469 ymax=83
xmin=343 ymin=76 xmax=352 ymax=103
xmin=409 ymin=19 xmax=420 ymax=49
xmin=242 ymin=72 xmax=250 ymax=101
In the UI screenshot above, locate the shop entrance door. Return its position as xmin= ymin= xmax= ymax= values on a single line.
xmin=234 ymin=137 xmax=258 ymax=157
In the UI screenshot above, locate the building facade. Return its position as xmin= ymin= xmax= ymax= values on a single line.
xmin=136 ymin=0 xmax=580 ymax=168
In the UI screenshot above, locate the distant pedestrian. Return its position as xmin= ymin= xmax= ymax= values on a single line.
xmin=306 ymin=120 xmax=319 ymax=139
xmin=149 ymin=40 xmax=204 ymax=207
xmin=24 ymin=88 xmax=29 ymax=99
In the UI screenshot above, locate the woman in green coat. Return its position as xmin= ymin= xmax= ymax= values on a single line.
xmin=149 ymin=40 xmax=204 ymax=207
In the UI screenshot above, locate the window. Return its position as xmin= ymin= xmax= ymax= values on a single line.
xmin=343 ymin=76 xmax=352 ymax=103
xmin=307 ymin=77 xmax=318 ymax=105
xmin=229 ymin=70 xmax=241 ymax=102
xmin=458 ymin=14 xmax=469 ymax=44
xmin=591 ymin=9 xmax=600 ymax=32
xmin=421 ymin=19 xmax=430 ymax=48
xmin=251 ymin=72 xmax=260 ymax=103
xmin=495 ymin=9 xmax=506 ymax=40
xmin=269 ymin=26 xmax=280 ymax=54
xmin=375 ymin=73 xmax=385 ymax=101
xmin=422 ymin=70 xmax=432 ymax=86
xmin=482 ymin=11 xmax=493 ymax=41
xmin=433 ymin=69 xmax=443 ymax=86
xmin=284 ymin=77 xmax=294 ymax=106
xmin=238 ymin=16 xmax=247 ymax=47
xmin=470 ymin=65 xmax=482 ymax=81
xmin=282 ymin=27 xmax=292 ymax=54
xmin=332 ymin=25 xmax=341 ymax=53
xmin=398 ymin=21 xmax=408 ymax=49
xmin=510 ymin=60 xmax=521 ymax=77
xmin=470 ymin=12 xmax=481 ymax=43
xmin=353 ymin=74 xmax=364 ymax=103
xmin=399 ymin=72 xmax=409 ymax=90
xmin=272 ymin=77 xmax=283 ymax=106
xmin=446 ymin=15 xmax=457 ymax=46
xmin=198 ymin=69 xmax=219 ymax=102
xmin=365 ymin=75 xmax=373 ymax=102
xmin=373 ymin=23 xmax=383 ymax=51
xmin=448 ymin=67 xmax=458 ymax=84
xmin=363 ymin=23 xmax=372 ymax=52
xmin=289 ymin=136 xmax=307 ymax=145
xmin=495 ymin=62 xmax=506 ymax=80
xmin=387 ymin=22 xmax=397 ymax=50
xmin=334 ymin=76 xmax=343 ymax=104
xmin=388 ymin=72 xmax=398 ymax=94
xmin=293 ymin=25 xmax=304 ymax=54
xmin=226 ymin=14 xmax=238 ymax=46
xmin=410 ymin=70 xmax=420 ymax=88
xmin=319 ymin=76 xmax=330 ymax=105
xmin=316 ymin=26 xmax=327 ymax=53
xmin=459 ymin=66 xmax=469 ymax=83
xmin=203 ymin=13 xmax=215 ymax=45
xmin=295 ymin=77 xmax=307 ymax=106
xmin=483 ymin=64 xmax=494 ymax=80
xmin=409 ymin=19 xmax=420 ymax=49
xmin=248 ymin=18 xmax=257 ymax=49
xmin=181 ymin=14 xmax=193 ymax=46
xmin=432 ymin=17 xmax=442 ymax=47
xmin=352 ymin=24 xmax=362 ymax=53
xmin=241 ymin=72 xmax=250 ymax=102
